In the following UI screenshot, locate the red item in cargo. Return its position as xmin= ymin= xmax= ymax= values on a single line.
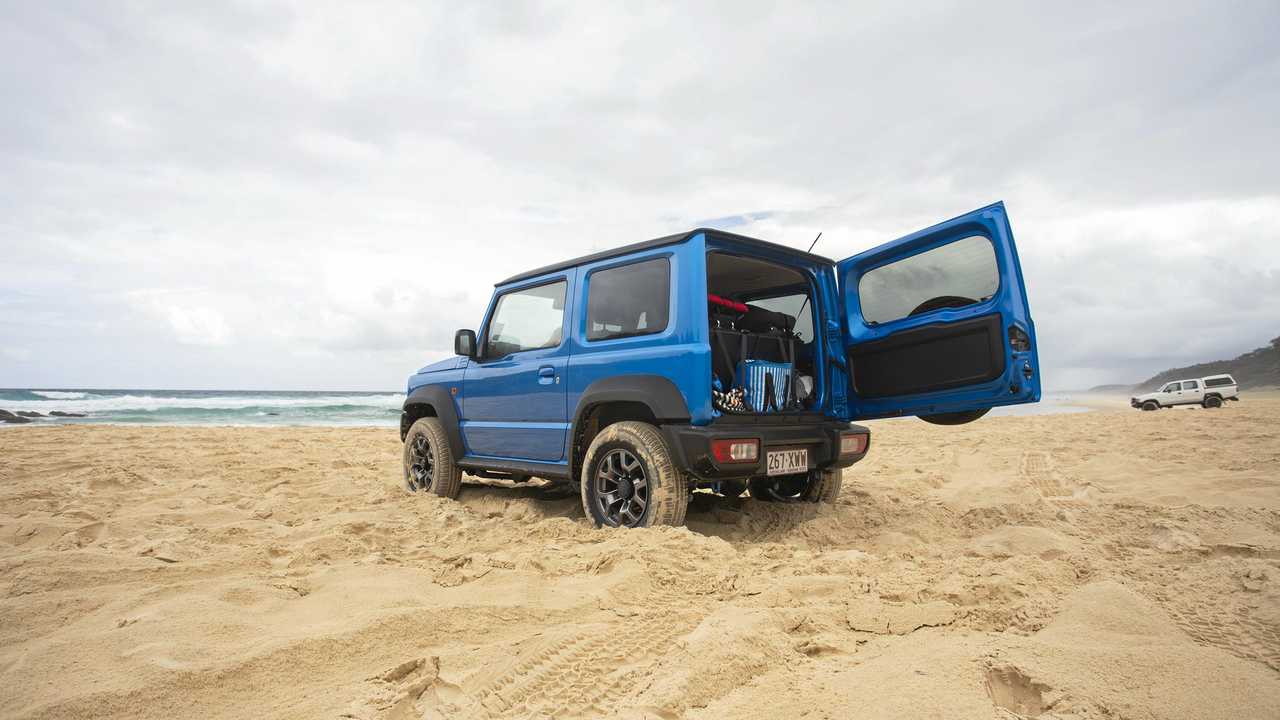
xmin=708 ymin=293 xmax=748 ymax=314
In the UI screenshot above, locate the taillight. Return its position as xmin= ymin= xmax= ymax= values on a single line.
xmin=839 ymin=432 xmax=868 ymax=456
xmin=710 ymin=438 xmax=760 ymax=464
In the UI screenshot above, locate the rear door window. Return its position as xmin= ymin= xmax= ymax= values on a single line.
xmin=1183 ymin=380 xmax=1199 ymax=389
xmin=857 ymin=235 xmax=998 ymax=324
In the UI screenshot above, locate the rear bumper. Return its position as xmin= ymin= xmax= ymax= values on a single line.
xmin=660 ymin=418 xmax=870 ymax=481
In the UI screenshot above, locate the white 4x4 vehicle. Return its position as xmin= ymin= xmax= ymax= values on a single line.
xmin=1131 ymin=374 xmax=1239 ymax=411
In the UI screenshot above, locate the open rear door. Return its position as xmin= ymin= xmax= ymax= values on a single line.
xmin=838 ymin=202 xmax=1040 ymax=422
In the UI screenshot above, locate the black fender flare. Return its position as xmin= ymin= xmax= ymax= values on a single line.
xmin=568 ymin=374 xmax=691 ymax=482
xmin=401 ymin=384 xmax=465 ymax=458
xmin=571 ymin=375 xmax=691 ymax=429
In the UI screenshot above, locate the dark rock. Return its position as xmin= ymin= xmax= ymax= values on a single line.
xmin=48 ymin=411 xmax=87 ymax=418
xmin=266 ymin=412 xmax=280 ymax=416
xmin=0 ymin=410 xmax=33 ymax=424
xmin=16 ymin=411 xmax=44 ymax=418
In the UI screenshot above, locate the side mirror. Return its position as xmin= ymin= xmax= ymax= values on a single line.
xmin=454 ymin=329 xmax=477 ymax=358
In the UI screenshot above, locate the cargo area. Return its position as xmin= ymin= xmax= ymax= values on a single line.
xmin=705 ymin=252 xmax=820 ymax=417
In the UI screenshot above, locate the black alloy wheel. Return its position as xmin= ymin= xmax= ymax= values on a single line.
xmin=406 ymin=432 xmax=435 ymax=492
xmin=592 ymin=448 xmax=650 ymax=527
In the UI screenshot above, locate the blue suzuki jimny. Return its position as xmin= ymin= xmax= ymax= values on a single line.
xmin=401 ymin=202 xmax=1039 ymax=527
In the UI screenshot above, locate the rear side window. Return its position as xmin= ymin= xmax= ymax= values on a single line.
xmin=586 ymin=258 xmax=671 ymax=341
xmin=857 ymin=235 xmax=998 ymax=325
xmin=1183 ymin=380 xmax=1199 ymax=389
xmin=1204 ymin=376 xmax=1235 ymax=387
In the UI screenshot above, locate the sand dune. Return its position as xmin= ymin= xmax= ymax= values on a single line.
xmin=2 ymin=398 xmax=1278 ymax=718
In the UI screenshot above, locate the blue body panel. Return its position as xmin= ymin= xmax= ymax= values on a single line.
xmin=565 ymin=237 xmax=711 ymax=436
xmin=406 ymin=203 xmax=1039 ymax=466
xmin=405 ymin=358 xmax=467 ymax=423
xmin=459 ymin=271 xmax=575 ymax=462
xmin=836 ymin=202 xmax=1041 ymax=420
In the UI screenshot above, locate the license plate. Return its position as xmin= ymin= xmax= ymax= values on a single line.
xmin=766 ymin=448 xmax=808 ymax=476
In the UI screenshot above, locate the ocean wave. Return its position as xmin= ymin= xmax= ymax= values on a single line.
xmin=30 ymin=390 xmax=92 ymax=400
xmin=0 ymin=392 xmax=406 ymax=414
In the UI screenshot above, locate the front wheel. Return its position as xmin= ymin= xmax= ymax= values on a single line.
xmin=403 ymin=417 xmax=463 ymax=498
xmin=580 ymin=421 xmax=689 ymax=528
xmin=1141 ymin=401 xmax=1160 ymax=411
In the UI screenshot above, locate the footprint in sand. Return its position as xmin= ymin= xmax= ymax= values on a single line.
xmin=985 ymin=664 xmax=1049 ymax=717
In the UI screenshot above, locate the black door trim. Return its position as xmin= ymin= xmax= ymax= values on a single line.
xmin=848 ymin=313 xmax=1005 ymax=399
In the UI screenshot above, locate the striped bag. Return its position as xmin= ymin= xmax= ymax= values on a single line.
xmin=737 ymin=360 xmax=793 ymax=413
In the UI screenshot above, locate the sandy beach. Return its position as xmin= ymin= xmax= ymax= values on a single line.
xmin=2 ymin=398 xmax=1278 ymax=719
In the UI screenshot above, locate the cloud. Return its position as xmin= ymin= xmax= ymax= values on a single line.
xmin=1 ymin=1 xmax=1278 ymax=390
xmin=123 ymin=290 xmax=232 ymax=346
xmin=162 ymin=304 xmax=232 ymax=347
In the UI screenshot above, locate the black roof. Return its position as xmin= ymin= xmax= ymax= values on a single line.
xmin=496 ymin=227 xmax=834 ymax=286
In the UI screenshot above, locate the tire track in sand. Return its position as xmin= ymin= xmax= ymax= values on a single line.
xmin=1020 ymin=451 xmax=1090 ymax=509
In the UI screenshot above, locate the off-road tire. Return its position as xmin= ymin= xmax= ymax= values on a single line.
xmin=748 ymin=469 xmax=841 ymax=503
xmin=1203 ymin=395 xmax=1223 ymax=409
xmin=718 ymin=479 xmax=749 ymax=498
xmin=580 ymin=421 xmax=689 ymax=528
xmin=402 ymin=417 xmax=463 ymax=499
xmin=1141 ymin=401 xmax=1159 ymax=411
xmin=804 ymin=469 xmax=843 ymax=503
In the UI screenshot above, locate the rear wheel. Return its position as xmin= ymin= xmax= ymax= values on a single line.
xmin=748 ymin=469 xmax=841 ymax=503
xmin=1203 ymin=395 xmax=1223 ymax=408
xmin=402 ymin=417 xmax=463 ymax=498
xmin=1141 ymin=401 xmax=1159 ymax=411
xmin=717 ymin=479 xmax=749 ymax=498
xmin=580 ymin=421 xmax=688 ymax=528
xmin=805 ymin=469 xmax=842 ymax=503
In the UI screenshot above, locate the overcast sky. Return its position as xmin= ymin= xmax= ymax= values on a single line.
xmin=3 ymin=1 xmax=1278 ymax=391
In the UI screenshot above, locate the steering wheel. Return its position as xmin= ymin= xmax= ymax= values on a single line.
xmin=908 ymin=295 xmax=977 ymax=316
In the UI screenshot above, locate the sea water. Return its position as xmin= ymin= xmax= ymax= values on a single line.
xmin=1 ymin=388 xmax=1092 ymax=427
xmin=0 ymin=389 xmax=403 ymax=426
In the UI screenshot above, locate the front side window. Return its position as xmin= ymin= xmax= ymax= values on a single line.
xmin=857 ymin=235 xmax=999 ymax=325
xmin=484 ymin=280 xmax=567 ymax=358
xmin=1164 ymin=382 xmax=1181 ymax=392
xmin=586 ymin=257 xmax=670 ymax=341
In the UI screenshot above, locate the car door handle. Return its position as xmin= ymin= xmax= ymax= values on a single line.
xmin=538 ymin=366 xmax=555 ymax=378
